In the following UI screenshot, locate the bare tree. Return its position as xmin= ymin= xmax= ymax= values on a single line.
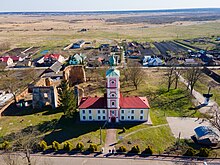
xmin=128 ymin=64 xmax=144 ymax=90
xmin=203 ymin=104 xmax=220 ymax=132
xmin=174 ymin=69 xmax=181 ymax=89
xmin=166 ymin=67 xmax=175 ymax=92
xmin=11 ymin=128 xmax=40 ymax=165
xmin=186 ymin=67 xmax=203 ymax=95
xmin=121 ymin=67 xmax=129 ymax=82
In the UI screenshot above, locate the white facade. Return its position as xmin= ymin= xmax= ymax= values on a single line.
xmin=80 ymin=109 xmax=107 ymax=121
xmin=79 ymin=63 xmax=150 ymax=123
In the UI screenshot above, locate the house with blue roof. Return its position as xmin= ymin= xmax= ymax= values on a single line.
xmin=142 ymin=56 xmax=163 ymax=66
xmin=68 ymin=54 xmax=86 ymax=65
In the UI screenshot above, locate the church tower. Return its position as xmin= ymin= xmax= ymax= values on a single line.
xmin=106 ymin=55 xmax=120 ymax=123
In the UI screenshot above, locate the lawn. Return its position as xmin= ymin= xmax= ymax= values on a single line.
xmin=0 ymin=109 xmax=106 ymax=150
xmin=116 ymin=125 xmax=175 ymax=154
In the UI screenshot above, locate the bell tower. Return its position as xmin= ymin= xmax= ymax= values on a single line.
xmin=106 ymin=55 xmax=120 ymax=123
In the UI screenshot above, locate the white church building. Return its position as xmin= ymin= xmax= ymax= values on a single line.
xmin=79 ymin=57 xmax=150 ymax=123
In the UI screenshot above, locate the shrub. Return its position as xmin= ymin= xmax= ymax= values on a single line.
xmin=198 ymin=148 xmax=209 ymax=157
xmin=76 ymin=142 xmax=84 ymax=151
xmin=63 ymin=141 xmax=73 ymax=152
xmin=184 ymin=148 xmax=196 ymax=156
xmin=130 ymin=145 xmax=140 ymax=154
xmin=118 ymin=146 xmax=127 ymax=152
xmin=88 ymin=144 xmax=97 ymax=152
xmin=0 ymin=141 xmax=10 ymax=150
xmin=52 ymin=141 xmax=62 ymax=151
xmin=143 ymin=146 xmax=153 ymax=155
xmin=39 ymin=140 xmax=48 ymax=151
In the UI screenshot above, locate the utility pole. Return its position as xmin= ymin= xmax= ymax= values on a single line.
xmin=100 ymin=127 xmax=102 ymax=145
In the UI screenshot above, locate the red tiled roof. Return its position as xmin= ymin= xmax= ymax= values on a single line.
xmin=120 ymin=96 xmax=150 ymax=109
xmin=0 ymin=57 xmax=11 ymax=62
xmin=79 ymin=97 xmax=107 ymax=109
xmin=10 ymin=56 xmax=21 ymax=61
xmin=79 ymin=94 xmax=150 ymax=109
xmin=44 ymin=54 xmax=60 ymax=59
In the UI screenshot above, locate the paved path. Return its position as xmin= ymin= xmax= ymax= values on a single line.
xmin=178 ymin=73 xmax=219 ymax=114
xmin=104 ymin=129 xmax=117 ymax=154
xmin=121 ymin=124 xmax=168 ymax=140
xmin=167 ymin=117 xmax=220 ymax=139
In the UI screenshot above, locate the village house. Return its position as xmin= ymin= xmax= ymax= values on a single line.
xmin=68 ymin=54 xmax=86 ymax=65
xmin=142 ymin=56 xmax=163 ymax=66
xmin=79 ymin=56 xmax=150 ymax=123
xmin=71 ymin=40 xmax=85 ymax=49
xmin=0 ymin=56 xmax=14 ymax=66
xmin=36 ymin=54 xmax=65 ymax=67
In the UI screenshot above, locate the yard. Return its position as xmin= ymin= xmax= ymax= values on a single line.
xmin=0 ymin=108 xmax=106 ymax=150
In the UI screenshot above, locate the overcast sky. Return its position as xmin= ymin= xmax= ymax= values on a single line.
xmin=0 ymin=0 xmax=220 ymax=12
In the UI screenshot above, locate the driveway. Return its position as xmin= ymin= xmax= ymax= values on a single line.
xmin=167 ymin=117 xmax=220 ymax=139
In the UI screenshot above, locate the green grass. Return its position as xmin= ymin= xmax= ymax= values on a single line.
xmin=0 ymin=111 xmax=62 ymax=138
xmin=0 ymin=110 xmax=106 ymax=150
xmin=116 ymin=125 xmax=175 ymax=154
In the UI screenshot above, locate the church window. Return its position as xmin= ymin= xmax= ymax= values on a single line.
xmin=111 ymin=101 xmax=115 ymax=106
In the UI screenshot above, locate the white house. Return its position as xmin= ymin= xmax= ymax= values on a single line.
xmin=79 ymin=56 xmax=150 ymax=123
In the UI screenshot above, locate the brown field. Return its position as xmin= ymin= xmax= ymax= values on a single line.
xmin=0 ymin=14 xmax=220 ymax=50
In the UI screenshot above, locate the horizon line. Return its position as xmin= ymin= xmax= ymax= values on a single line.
xmin=0 ymin=7 xmax=220 ymax=13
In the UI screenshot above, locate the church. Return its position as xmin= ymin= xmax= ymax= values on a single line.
xmin=79 ymin=57 xmax=150 ymax=123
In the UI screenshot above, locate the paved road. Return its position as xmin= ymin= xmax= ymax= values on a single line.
xmin=0 ymin=154 xmax=209 ymax=165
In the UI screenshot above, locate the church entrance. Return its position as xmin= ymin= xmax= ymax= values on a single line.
xmin=111 ymin=116 xmax=116 ymax=123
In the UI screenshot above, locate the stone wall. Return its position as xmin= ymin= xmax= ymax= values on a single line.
xmin=63 ymin=65 xmax=86 ymax=86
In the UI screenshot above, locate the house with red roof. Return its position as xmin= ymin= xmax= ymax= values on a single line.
xmin=0 ymin=56 xmax=14 ymax=66
xmin=79 ymin=56 xmax=150 ymax=123
xmin=36 ymin=54 xmax=65 ymax=66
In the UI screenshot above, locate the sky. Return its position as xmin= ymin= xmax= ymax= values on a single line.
xmin=0 ymin=0 xmax=220 ymax=12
